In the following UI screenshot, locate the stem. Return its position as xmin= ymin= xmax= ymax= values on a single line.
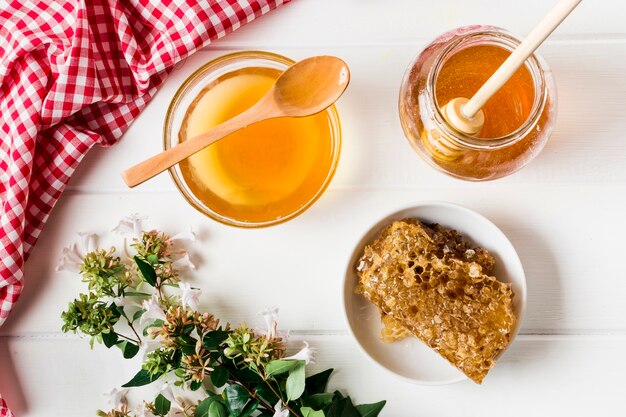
xmin=115 ymin=332 xmax=140 ymax=344
xmin=216 ymin=358 xmax=274 ymax=413
xmin=116 ymin=292 xmax=143 ymax=344
xmin=260 ymin=370 xmax=302 ymax=417
xmin=127 ymin=320 xmax=143 ymax=344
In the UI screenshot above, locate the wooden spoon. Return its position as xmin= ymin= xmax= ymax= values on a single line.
xmin=122 ymin=56 xmax=350 ymax=188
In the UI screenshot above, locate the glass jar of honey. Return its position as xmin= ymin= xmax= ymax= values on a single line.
xmin=399 ymin=26 xmax=557 ymax=181
xmin=164 ymin=51 xmax=341 ymax=227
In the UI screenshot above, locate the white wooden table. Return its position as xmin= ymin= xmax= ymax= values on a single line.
xmin=1 ymin=1 xmax=625 ymax=415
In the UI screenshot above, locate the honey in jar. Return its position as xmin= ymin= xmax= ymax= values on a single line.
xmin=167 ymin=52 xmax=341 ymax=226
xmin=435 ymin=44 xmax=535 ymax=140
xmin=399 ymin=26 xmax=557 ymax=181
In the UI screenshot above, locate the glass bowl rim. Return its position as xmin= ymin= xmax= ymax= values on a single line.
xmin=163 ymin=50 xmax=342 ymax=228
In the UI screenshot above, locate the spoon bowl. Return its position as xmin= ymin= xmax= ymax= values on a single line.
xmin=271 ymin=56 xmax=350 ymax=116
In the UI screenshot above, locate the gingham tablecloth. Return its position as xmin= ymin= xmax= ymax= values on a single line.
xmin=0 ymin=1 xmax=287 ymax=415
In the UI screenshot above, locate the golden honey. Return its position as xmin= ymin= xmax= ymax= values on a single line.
xmin=399 ymin=26 xmax=557 ymax=181
xmin=178 ymin=66 xmax=337 ymax=225
xmin=435 ymin=44 xmax=535 ymax=139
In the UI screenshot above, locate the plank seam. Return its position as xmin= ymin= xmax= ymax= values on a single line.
xmin=4 ymin=331 xmax=626 ymax=340
xmin=203 ymin=33 xmax=626 ymax=50
xmin=62 ymin=183 xmax=626 ymax=194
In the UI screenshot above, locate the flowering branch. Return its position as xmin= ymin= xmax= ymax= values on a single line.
xmin=60 ymin=216 xmax=386 ymax=417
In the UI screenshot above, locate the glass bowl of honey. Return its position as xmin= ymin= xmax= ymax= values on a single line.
xmin=164 ymin=51 xmax=341 ymax=227
xmin=399 ymin=25 xmax=557 ymax=181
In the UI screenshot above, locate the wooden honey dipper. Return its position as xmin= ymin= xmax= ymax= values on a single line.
xmin=441 ymin=0 xmax=582 ymax=136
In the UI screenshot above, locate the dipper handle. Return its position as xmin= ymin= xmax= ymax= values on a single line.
xmin=463 ymin=0 xmax=582 ymax=119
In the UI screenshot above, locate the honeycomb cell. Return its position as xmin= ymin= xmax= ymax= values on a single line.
xmin=355 ymin=219 xmax=516 ymax=384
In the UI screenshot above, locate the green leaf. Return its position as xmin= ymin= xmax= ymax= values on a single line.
xmin=147 ymin=254 xmax=159 ymax=264
xmin=190 ymin=380 xmax=203 ymax=391
xmin=240 ymin=400 xmax=259 ymax=417
xmin=132 ymin=309 xmax=145 ymax=323
xmin=101 ymin=331 xmax=118 ymax=348
xmin=203 ymin=330 xmax=230 ymax=350
xmin=124 ymin=291 xmax=151 ymax=297
xmin=210 ymin=365 xmax=229 ymax=388
xmin=228 ymin=365 xmax=263 ymax=384
xmin=116 ymin=340 xmax=140 ymax=359
xmin=301 ymin=407 xmax=325 ymax=417
xmin=286 ymin=361 xmax=306 ymax=401
xmin=154 ymin=394 xmax=171 ymax=415
xmin=305 ymin=393 xmax=334 ymax=410
xmin=209 ymin=401 xmax=228 ymax=417
xmin=135 ymin=256 xmax=157 ymax=286
xmin=112 ymin=304 xmax=124 ymax=319
xmin=355 ymin=401 xmax=386 ymax=417
xmin=255 ymin=385 xmax=279 ymax=406
xmin=325 ymin=397 xmax=359 ymax=417
xmin=121 ymin=369 xmax=162 ymax=387
xmin=342 ymin=398 xmax=360 ymax=417
xmin=266 ymin=360 xmax=299 ymax=377
xmin=332 ymin=391 xmax=345 ymax=401
xmin=195 ymin=397 xmax=215 ymax=417
xmin=224 ymin=384 xmax=250 ymax=414
xmin=305 ymin=368 xmax=333 ymax=395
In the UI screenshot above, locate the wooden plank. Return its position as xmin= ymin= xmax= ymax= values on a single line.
xmin=68 ymin=41 xmax=626 ymax=193
xmin=0 ymin=334 xmax=623 ymax=416
xmin=215 ymin=0 xmax=626 ymax=46
xmin=2 ymin=187 xmax=624 ymax=335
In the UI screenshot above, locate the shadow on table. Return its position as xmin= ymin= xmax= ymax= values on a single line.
xmin=0 ymin=340 xmax=27 ymax=415
xmin=498 ymin=215 xmax=563 ymax=335
xmin=0 ymin=196 xmax=72 ymax=335
xmin=527 ymin=52 xmax=626 ymax=179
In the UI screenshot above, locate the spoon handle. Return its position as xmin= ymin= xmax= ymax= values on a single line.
xmin=122 ymin=104 xmax=273 ymax=188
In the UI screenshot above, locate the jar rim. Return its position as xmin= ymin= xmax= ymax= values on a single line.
xmin=427 ymin=27 xmax=549 ymax=150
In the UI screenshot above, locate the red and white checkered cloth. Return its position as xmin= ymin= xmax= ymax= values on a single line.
xmin=0 ymin=1 xmax=288 ymax=415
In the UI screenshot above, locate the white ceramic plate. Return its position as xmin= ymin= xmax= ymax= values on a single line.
xmin=343 ymin=201 xmax=526 ymax=385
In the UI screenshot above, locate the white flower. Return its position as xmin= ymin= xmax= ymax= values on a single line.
xmin=284 ymin=341 xmax=316 ymax=365
xmin=169 ymin=229 xmax=196 ymax=243
xmin=156 ymin=377 xmax=190 ymax=414
xmin=167 ymin=228 xmax=196 ymax=271
xmin=139 ymin=337 xmax=164 ymax=361
xmin=273 ymin=400 xmax=289 ymax=417
xmin=104 ymin=387 xmax=127 ymax=409
xmin=78 ymin=232 xmax=97 ymax=252
xmin=259 ymin=306 xmax=279 ymax=338
xmin=56 ymin=243 xmax=82 ymax=272
xmin=257 ymin=306 xmax=289 ymax=341
xmin=172 ymin=252 xmax=196 ymax=271
xmin=56 ymin=232 xmax=98 ymax=272
xmin=179 ymin=281 xmax=201 ymax=310
xmin=112 ymin=213 xmax=146 ymax=237
xmin=158 ymin=380 xmax=176 ymax=403
xmin=140 ymin=295 xmax=166 ymax=325
xmin=134 ymin=402 xmax=154 ymax=417
xmin=102 ymin=296 xmax=140 ymax=309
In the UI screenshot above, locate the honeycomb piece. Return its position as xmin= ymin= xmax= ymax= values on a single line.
xmin=381 ymin=314 xmax=412 ymax=343
xmin=355 ymin=219 xmax=516 ymax=384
